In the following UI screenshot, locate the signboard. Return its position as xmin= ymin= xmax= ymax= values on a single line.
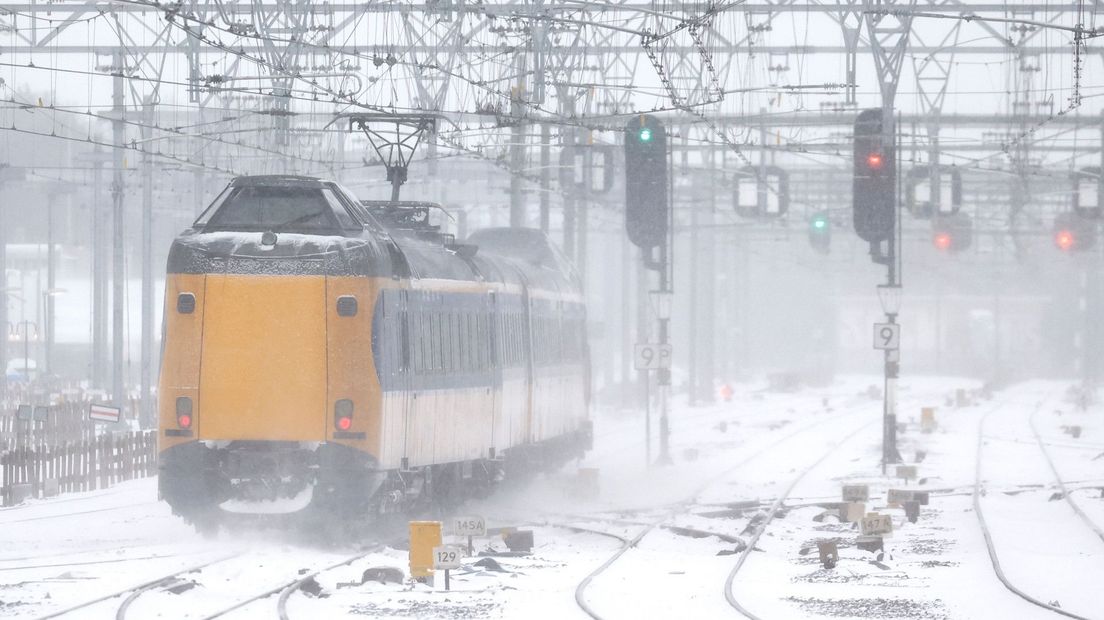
xmin=634 ymin=343 xmax=672 ymax=370
xmin=860 ymin=512 xmax=893 ymax=536
xmin=873 ymin=323 xmax=900 ymax=350
xmin=446 ymin=515 xmax=487 ymax=537
xmin=842 ymin=484 xmax=869 ymax=502
xmin=843 ymin=502 xmax=866 ymax=523
xmin=895 ymin=465 xmax=918 ymax=481
xmin=887 ymin=489 xmax=929 ymax=506
xmin=432 ymin=545 xmax=462 ymax=570
xmin=16 ymin=404 xmax=32 ymax=421
xmin=89 ymin=403 xmax=121 ymax=423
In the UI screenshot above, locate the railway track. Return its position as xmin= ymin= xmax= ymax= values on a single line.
xmin=572 ymin=407 xmax=874 ymax=620
xmin=31 ymin=554 xmax=239 ymax=620
xmin=974 ymin=395 xmax=1103 ymax=620
xmin=275 ymin=546 xmax=385 ymax=620
xmin=106 ymin=546 xmax=383 ymax=620
xmin=1028 ymin=406 xmax=1104 ymax=544
xmin=723 ymin=421 xmax=874 ymax=619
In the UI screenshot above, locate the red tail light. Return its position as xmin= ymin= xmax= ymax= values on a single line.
xmin=334 ymin=399 xmax=354 ymax=431
xmin=176 ymin=397 xmax=193 ymax=429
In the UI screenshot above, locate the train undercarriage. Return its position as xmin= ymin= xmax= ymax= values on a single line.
xmin=159 ymin=424 xmax=592 ymax=534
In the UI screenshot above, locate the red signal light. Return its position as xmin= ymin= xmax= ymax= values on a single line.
xmin=865 ymin=152 xmax=884 ymax=170
xmin=933 ymin=232 xmax=952 ymax=251
xmin=1056 ymin=230 xmax=1076 ymax=251
xmin=177 ymin=414 xmax=192 ymax=429
xmin=337 ymin=416 xmax=352 ymax=431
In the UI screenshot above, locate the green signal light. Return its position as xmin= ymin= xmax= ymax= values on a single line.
xmin=812 ymin=217 xmax=828 ymax=231
xmin=638 ymin=127 xmax=653 ymax=142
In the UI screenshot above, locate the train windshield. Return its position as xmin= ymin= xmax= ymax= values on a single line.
xmin=196 ymin=185 xmax=359 ymax=233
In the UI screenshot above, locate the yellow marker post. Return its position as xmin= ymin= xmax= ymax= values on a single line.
xmin=921 ymin=407 xmax=936 ymax=433
xmin=409 ymin=521 xmax=442 ymax=580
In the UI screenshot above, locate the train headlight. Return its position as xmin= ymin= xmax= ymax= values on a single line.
xmin=176 ymin=396 xmax=193 ymax=429
xmin=334 ymin=399 xmax=354 ymax=431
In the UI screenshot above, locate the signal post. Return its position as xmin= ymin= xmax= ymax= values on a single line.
xmin=854 ymin=108 xmax=903 ymax=472
xmin=624 ymin=114 xmax=673 ymax=466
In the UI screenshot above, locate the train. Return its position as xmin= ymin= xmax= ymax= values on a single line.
xmin=157 ymin=175 xmax=591 ymax=530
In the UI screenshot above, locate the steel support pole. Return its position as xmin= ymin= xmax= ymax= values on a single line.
xmin=656 ymin=132 xmax=674 ymax=466
xmin=540 ymin=123 xmax=551 ymax=234
xmin=688 ymin=167 xmax=699 ymax=406
xmin=0 ymin=174 xmax=6 ymax=400
xmin=509 ymin=54 xmax=526 ymax=228
xmin=92 ymin=154 xmax=106 ymax=389
xmin=45 ymin=192 xmax=56 ymax=378
xmin=140 ymin=106 xmax=154 ymax=429
xmin=111 ymin=53 xmax=125 ymax=414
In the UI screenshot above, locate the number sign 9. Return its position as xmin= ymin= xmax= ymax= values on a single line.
xmin=873 ymin=323 xmax=899 ymax=350
xmin=634 ymin=344 xmax=672 ymax=370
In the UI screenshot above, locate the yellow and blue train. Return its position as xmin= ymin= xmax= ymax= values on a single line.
xmin=158 ymin=175 xmax=590 ymax=528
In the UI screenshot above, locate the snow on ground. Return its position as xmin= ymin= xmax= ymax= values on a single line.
xmin=2 ymin=377 xmax=1102 ymax=619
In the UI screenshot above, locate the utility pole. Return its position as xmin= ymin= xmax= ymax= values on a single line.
xmin=0 ymin=166 xmax=7 ymax=400
xmin=111 ymin=50 xmax=126 ymax=415
xmin=509 ymin=53 xmax=526 ymax=228
xmin=45 ymin=191 xmax=56 ymax=378
xmin=540 ymin=123 xmax=551 ymax=233
xmin=140 ymin=104 xmax=154 ymax=429
xmin=91 ymin=146 xmax=107 ymax=389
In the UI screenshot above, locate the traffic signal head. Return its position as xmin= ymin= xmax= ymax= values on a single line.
xmin=1055 ymin=229 xmax=1076 ymax=251
xmin=808 ymin=211 xmax=831 ymax=254
xmin=624 ymin=115 xmax=668 ymax=249
xmin=1053 ymin=212 xmax=1096 ymax=252
xmin=932 ymin=214 xmax=972 ymax=253
xmin=852 ymin=108 xmax=896 ymax=243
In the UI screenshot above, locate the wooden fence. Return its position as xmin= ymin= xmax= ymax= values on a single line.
xmin=1 ymin=431 xmax=158 ymax=506
xmin=0 ymin=401 xmax=101 ymax=451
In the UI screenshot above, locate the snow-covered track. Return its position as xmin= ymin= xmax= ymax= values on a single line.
xmin=30 ymin=554 xmax=239 ymax=620
xmin=275 ymin=546 xmax=385 ymax=620
xmin=974 ymin=400 xmax=1094 ymax=620
xmin=574 ymin=408 xmax=869 ymax=620
xmin=1028 ymin=407 xmax=1104 ymax=544
xmin=723 ymin=421 xmax=873 ymax=619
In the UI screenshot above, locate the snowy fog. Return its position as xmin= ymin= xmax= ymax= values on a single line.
xmin=1 ymin=2 xmax=1103 ymax=619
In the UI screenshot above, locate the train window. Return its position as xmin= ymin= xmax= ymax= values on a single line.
xmin=417 ymin=311 xmax=429 ymax=373
xmin=443 ymin=312 xmax=454 ymax=372
xmin=399 ymin=308 xmax=410 ymax=372
xmin=451 ymin=312 xmax=460 ymax=372
xmin=478 ymin=315 xmax=489 ymax=369
xmin=320 ymin=188 xmax=361 ymax=230
xmin=192 ymin=185 xmax=232 ymax=227
xmin=434 ymin=311 xmax=443 ymax=368
xmin=203 ymin=186 xmax=342 ymax=232
xmin=466 ymin=313 xmax=476 ymax=371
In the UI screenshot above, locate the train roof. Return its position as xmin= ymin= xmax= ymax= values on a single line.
xmin=228 ymin=175 xmax=327 ymax=187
